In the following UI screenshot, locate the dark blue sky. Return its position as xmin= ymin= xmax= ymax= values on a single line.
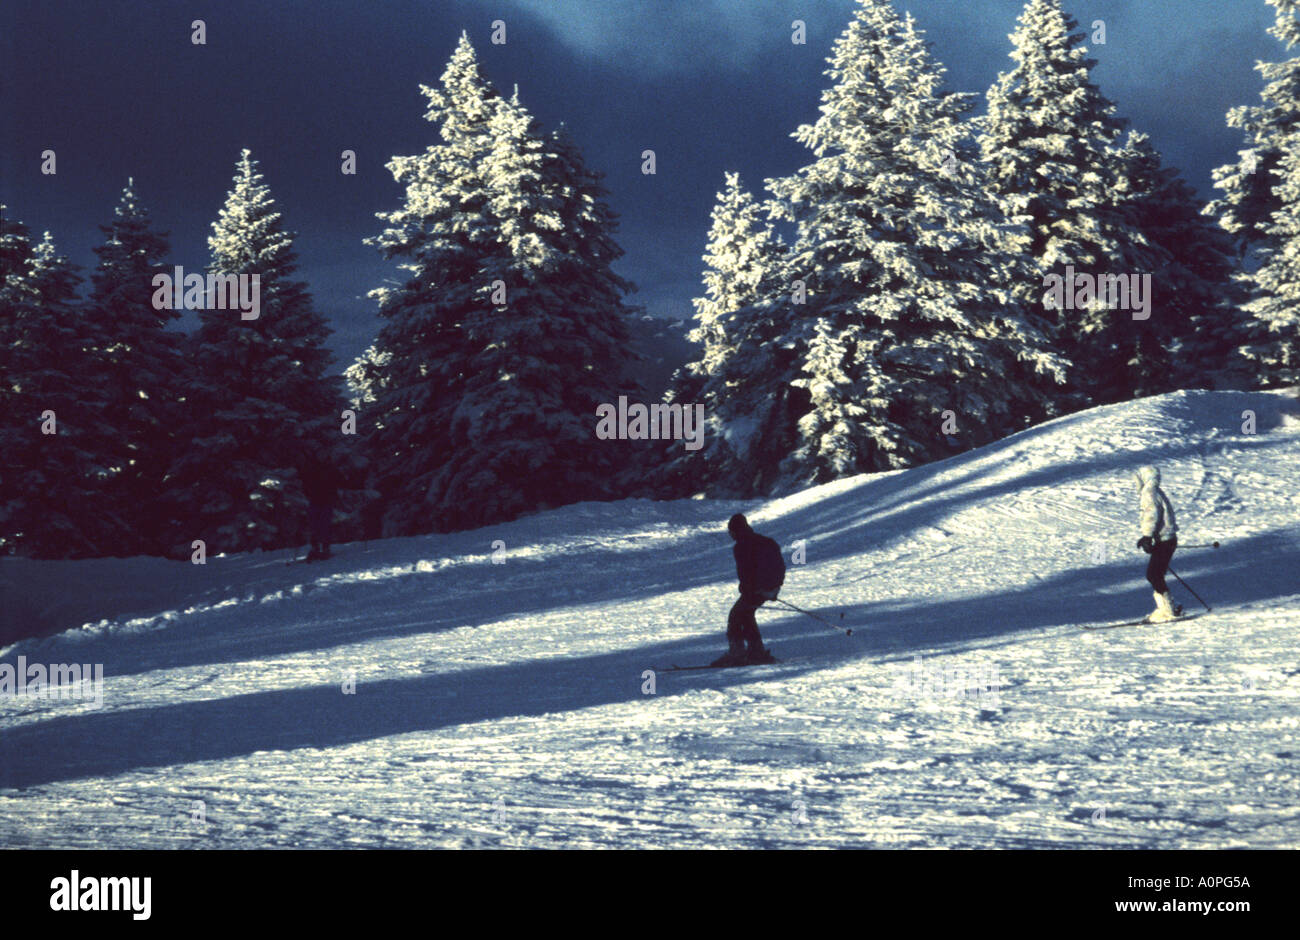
xmin=1 ymin=0 xmax=1279 ymax=372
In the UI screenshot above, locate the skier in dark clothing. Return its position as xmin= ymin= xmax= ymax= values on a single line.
xmin=297 ymin=445 xmax=340 ymax=561
xmin=712 ymin=513 xmax=784 ymax=667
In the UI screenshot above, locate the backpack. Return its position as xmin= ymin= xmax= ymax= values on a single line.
xmin=753 ymin=534 xmax=786 ymax=591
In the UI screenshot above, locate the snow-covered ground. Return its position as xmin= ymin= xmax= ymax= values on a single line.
xmin=2 ymin=388 xmax=1298 ymax=848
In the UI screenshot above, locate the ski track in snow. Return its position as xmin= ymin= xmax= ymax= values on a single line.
xmin=1 ymin=389 xmax=1298 ymax=848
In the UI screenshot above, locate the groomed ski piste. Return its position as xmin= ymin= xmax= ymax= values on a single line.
xmin=1 ymin=388 xmax=1298 ymax=848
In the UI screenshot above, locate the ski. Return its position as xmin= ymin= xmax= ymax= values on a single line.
xmin=1084 ymin=613 xmax=1200 ymax=631
xmin=287 ymin=551 xmax=335 ymax=566
xmin=658 ymin=657 xmax=791 ymax=672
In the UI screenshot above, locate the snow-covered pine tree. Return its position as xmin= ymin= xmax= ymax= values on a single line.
xmin=980 ymin=0 xmax=1155 ymax=406
xmin=358 ymin=36 xmax=497 ymax=536
xmin=1237 ymin=133 xmax=1300 ymax=385
xmin=87 ymin=179 xmax=186 ymax=554
xmin=0 ymin=208 xmax=34 ymax=430
xmin=1207 ymin=0 xmax=1300 ymax=257
xmin=661 ymin=172 xmax=790 ymax=495
xmin=0 ymin=227 xmax=117 ymax=557
xmin=683 ymin=173 xmax=786 ymax=381
xmin=745 ymin=0 xmax=1063 ymax=490
xmin=164 ymin=150 xmax=344 ymax=556
xmin=360 ymin=35 xmax=640 ymax=533
xmin=0 ymin=213 xmax=46 ymax=554
xmin=1115 ymin=133 xmax=1247 ymax=390
xmin=1208 ymin=0 xmax=1300 ymax=387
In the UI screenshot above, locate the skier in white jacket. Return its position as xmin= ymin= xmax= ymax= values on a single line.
xmin=1134 ymin=465 xmax=1182 ymax=622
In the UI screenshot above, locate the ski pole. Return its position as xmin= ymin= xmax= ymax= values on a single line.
xmin=772 ymin=598 xmax=855 ymax=636
xmin=1178 ymin=541 xmax=1220 ymax=549
xmin=1168 ymin=566 xmax=1211 ymax=612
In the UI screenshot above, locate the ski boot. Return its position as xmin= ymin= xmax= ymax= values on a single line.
xmin=710 ymin=639 xmax=749 ymax=668
xmin=1147 ymin=590 xmax=1180 ymax=623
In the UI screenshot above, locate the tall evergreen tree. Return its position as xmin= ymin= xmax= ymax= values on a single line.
xmin=164 ymin=150 xmax=344 ymax=555
xmin=721 ymin=0 xmax=1064 ymax=492
xmin=682 ymin=173 xmax=786 ymax=381
xmin=1209 ymin=0 xmax=1300 ymax=386
xmin=0 ymin=213 xmax=47 ymax=555
xmin=663 ymin=173 xmax=789 ymax=495
xmin=1207 ymin=0 xmax=1300 ymax=257
xmin=0 ymin=208 xmax=35 ymax=442
xmin=359 ymin=35 xmax=640 ymax=533
xmin=1115 ymin=133 xmax=1247 ymax=390
xmin=86 ymin=179 xmax=185 ymax=553
xmin=0 ymin=226 xmax=116 ymax=557
xmin=1237 ymin=133 xmax=1300 ymax=385
xmin=980 ymin=0 xmax=1157 ymax=405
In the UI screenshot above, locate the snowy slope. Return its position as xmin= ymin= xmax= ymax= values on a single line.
xmin=1 ymin=388 xmax=1298 ymax=848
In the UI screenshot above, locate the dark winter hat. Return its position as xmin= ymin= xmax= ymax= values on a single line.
xmin=727 ymin=513 xmax=751 ymax=537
